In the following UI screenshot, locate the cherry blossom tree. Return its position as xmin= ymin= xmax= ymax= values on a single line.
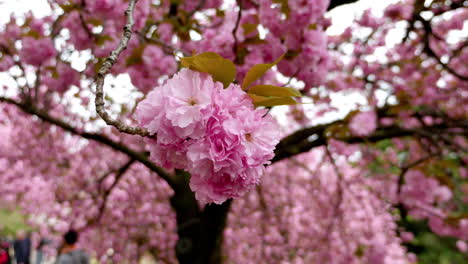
xmin=0 ymin=0 xmax=466 ymax=263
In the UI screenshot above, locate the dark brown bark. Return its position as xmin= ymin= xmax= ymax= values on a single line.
xmin=170 ymin=170 xmax=231 ymax=264
xmin=327 ymin=0 xmax=359 ymax=11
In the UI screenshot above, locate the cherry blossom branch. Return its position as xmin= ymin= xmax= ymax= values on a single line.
xmin=94 ymin=0 xmax=150 ymax=137
xmin=232 ymin=0 xmax=243 ymax=64
xmin=138 ymin=32 xmax=189 ymax=56
xmin=0 ymin=96 xmax=177 ymax=189
xmin=322 ymin=146 xmax=344 ymax=256
xmin=187 ymin=0 xmax=206 ymax=18
xmin=419 ymin=15 xmax=468 ymax=81
xmin=396 ymin=152 xmax=440 ymax=196
xmin=90 ymin=158 xmax=136 ymax=226
xmin=272 ymin=121 xmax=467 ymax=163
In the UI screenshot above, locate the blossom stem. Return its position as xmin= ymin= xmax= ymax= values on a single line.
xmin=94 ymin=0 xmax=150 ymax=137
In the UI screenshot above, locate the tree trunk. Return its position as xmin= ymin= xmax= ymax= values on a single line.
xmin=170 ymin=170 xmax=232 ymax=264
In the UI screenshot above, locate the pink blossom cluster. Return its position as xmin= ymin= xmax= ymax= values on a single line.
xmin=126 ymin=45 xmax=177 ymax=93
xmin=61 ymin=11 xmax=93 ymax=51
xmin=401 ymin=170 xmax=468 ymax=240
xmin=42 ymin=62 xmax=80 ymax=93
xmin=259 ymin=0 xmax=331 ymax=89
xmin=349 ymin=110 xmax=378 ymax=136
xmin=188 ymin=1 xmax=332 ymax=90
xmin=19 ymin=37 xmax=56 ymax=66
xmin=384 ymin=3 xmax=414 ymax=21
xmin=135 ymin=69 xmax=280 ymax=204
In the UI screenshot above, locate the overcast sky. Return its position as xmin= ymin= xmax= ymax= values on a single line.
xmin=0 ymin=0 xmax=397 ymax=27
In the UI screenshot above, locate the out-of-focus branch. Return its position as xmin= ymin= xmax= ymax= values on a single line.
xmin=418 ymin=15 xmax=468 ymax=81
xmin=272 ymin=114 xmax=467 ymax=163
xmin=94 ymin=0 xmax=150 ymax=136
xmin=138 ymin=32 xmax=189 ymax=56
xmin=187 ymin=0 xmax=206 ymax=18
xmin=327 ymin=0 xmax=359 ymax=11
xmin=321 ymin=146 xmax=344 ymax=258
xmin=0 ymin=96 xmax=177 ymax=189
xmin=232 ymin=0 xmax=243 ymax=64
xmin=90 ymin=158 xmax=135 ymax=226
xmin=396 ymin=152 xmax=440 ymax=196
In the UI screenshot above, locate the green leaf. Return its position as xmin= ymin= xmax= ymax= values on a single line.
xmin=242 ymin=54 xmax=284 ymax=89
xmin=249 ymin=94 xmax=297 ymax=107
xmin=95 ymin=35 xmax=113 ymax=46
xmin=242 ymin=23 xmax=258 ymax=36
xmin=376 ymin=139 xmax=393 ymax=151
xmin=125 ymin=44 xmax=146 ymax=66
xmin=249 ymin=84 xmax=301 ymax=97
xmin=180 ymin=52 xmax=236 ymax=88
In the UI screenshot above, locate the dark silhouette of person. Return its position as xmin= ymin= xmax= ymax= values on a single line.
xmin=13 ymin=230 xmax=31 ymax=264
xmin=0 ymin=225 xmax=11 ymax=264
xmin=0 ymin=240 xmax=11 ymax=264
xmin=56 ymin=230 xmax=89 ymax=264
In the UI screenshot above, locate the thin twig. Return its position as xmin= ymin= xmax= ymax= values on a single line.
xmin=94 ymin=0 xmax=150 ymax=136
xmin=322 ymin=145 xmax=345 ymax=260
xmin=419 ymin=15 xmax=468 ymax=81
xmin=138 ymin=31 xmax=189 ymax=56
xmin=34 ymin=67 xmax=41 ymax=102
xmin=79 ymin=12 xmax=94 ymax=38
xmin=187 ymin=0 xmax=206 ymax=18
xmin=396 ymin=152 xmax=439 ymax=196
xmin=232 ymin=0 xmax=243 ymax=64
xmin=94 ymin=158 xmax=135 ymax=225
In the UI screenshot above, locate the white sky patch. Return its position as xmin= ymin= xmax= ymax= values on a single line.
xmin=327 ymin=0 xmax=400 ymax=35
xmin=0 ymin=0 xmax=50 ymax=23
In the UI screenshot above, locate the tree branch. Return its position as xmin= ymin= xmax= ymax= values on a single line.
xmin=419 ymin=15 xmax=468 ymax=81
xmin=327 ymin=0 xmax=359 ymax=11
xmin=93 ymin=158 xmax=136 ymax=226
xmin=94 ymin=0 xmax=150 ymax=136
xmin=272 ymin=121 xmax=466 ymax=163
xmin=0 ymin=96 xmax=177 ymax=189
xmin=232 ymin=0 xmax=243 ymax=64
xmin=187 ymin=0 xmax=206 ymax=18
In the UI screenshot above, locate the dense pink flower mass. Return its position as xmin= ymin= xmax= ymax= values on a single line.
xmin=1 ymin=0 xmax=467 ymax=263
xmin=136 ymin=69 xmax=280 ymax=204
xmin=19 ymin=37 xmax=56 ymax=66
xmin=43 ymin=62 xmax=80 ymax=93
xmin=349 ymin=110 xmax=378 ymax=136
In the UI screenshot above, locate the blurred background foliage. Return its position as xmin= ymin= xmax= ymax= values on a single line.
xmin=0 ymin=208 xmax=32 ymax=237
xmin=401 ymin=218 xmax=468 ymax=264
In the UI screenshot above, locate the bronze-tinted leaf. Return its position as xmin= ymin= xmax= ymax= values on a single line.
xmin=180 ymin=52 xmax=236 ymax=88
xmin=242 ymin=54 xmax=284 ymax=89
xmin=249 ymin=84 xmax=301 ymax=97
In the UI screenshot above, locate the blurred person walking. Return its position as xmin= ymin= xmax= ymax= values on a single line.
xmin=35 ymin=238 xmax=50 ymax=264
xmin=56 ymin=230 xmax=89 ymax=264
xmin=13 ymin=230 xmax=31 ymax=264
